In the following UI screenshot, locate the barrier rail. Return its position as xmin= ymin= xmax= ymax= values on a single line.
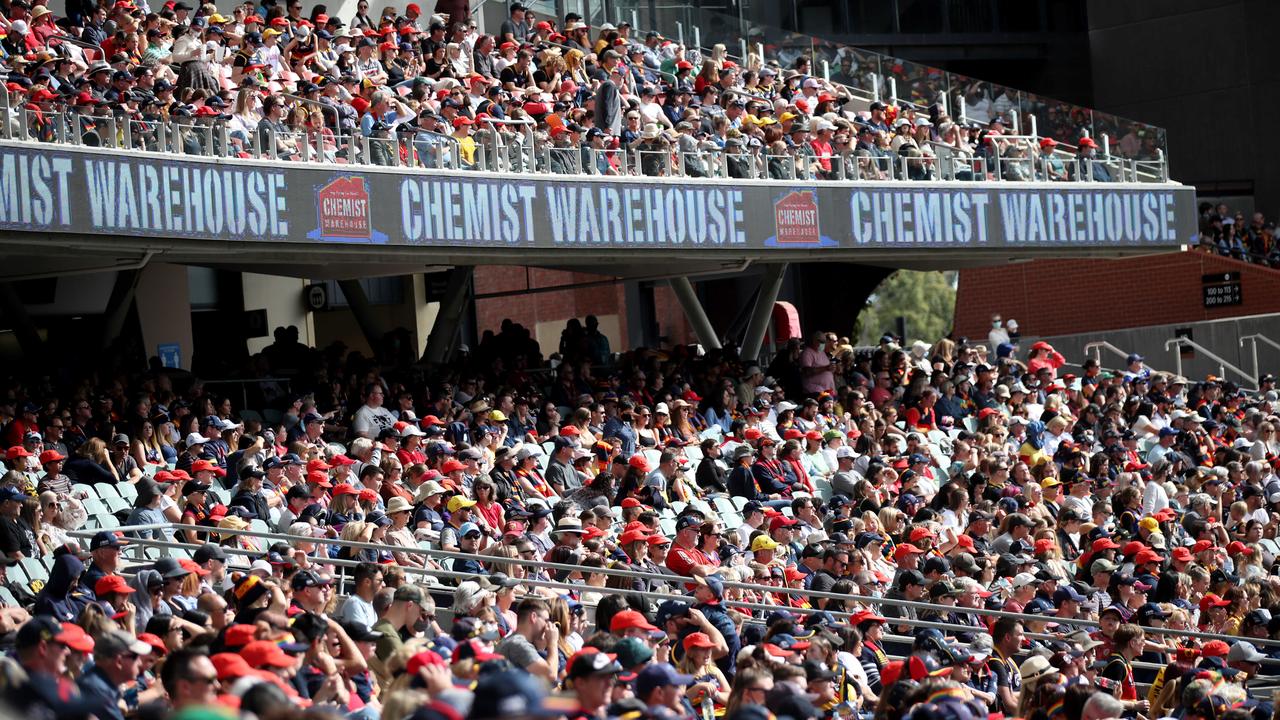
xmin=0 ymin=104 xmax=1173 ymax=185
xmin=1240 ymin=334 xmax=1280 ymax=386
xmin=64 ymin=522 xmax=1280 ymax=653
xmin=1165 ymin=336 xmax=1257 ymax=389
xmin=1082 ymin=341 xmax=1163 ymax=376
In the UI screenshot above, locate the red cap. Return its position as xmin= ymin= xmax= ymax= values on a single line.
xmin=5 ymin=446 xmax=31 ymax=459
xmin=59 ymin=623 xmax=95 ymax=653
xmin=682 ymin=631 xmax=715 ymax=650
xmin=620 ymin=497 xmax=643 ymax=509
xmin=421 ymin=415 xmax=445 ymax=427
xmin=1201 ymin=639 xmax=1230 ymax=657
xmin=138 ymin=632 xmax=167 ymax=655
xmin=908 ymin=527 xmax=935 ymax=543
xmin=242 ymin=640 xmax=295 ymax=669
xmin=38 ymin=449 xmax=66 ymax=464
xmin=270 ymin=16 xmax=289 ymax=27
xmin=358 ymin=488 xmax=378 ymax=504
xmin=782 ymin=428 xmax=803 ymax=441
xmin=1039 ymin=137 xmax=1057 ymax=148
xmin=560 ymin=425 xmax=580 ymax=437
xmin=1192 ymin=539 xmax=1214 ymax=553
xmin=534 ymin=20 xmax=552 ymax=30
xmin=180 ymin=558 xmax=211 ymax=576
xmin=1121 ymin=541 xmax=1146 ymax=557
xmin=893 ymin=543 xmax=924 ymax=560
xmin=768 ymin=515 xmax=798 ymax=531
xmin=306 ymin=470 xmax=332 ymax=487
xmin=191 ymin=459 xmax=227 ymax=476
xmin=1034 ymin=538 xmax=1056 ymax=555
xmin=1227 ymin=540 xmax=1253 ymax=557
xmin=783 ymin=566 xmax=807 ymax=582
xmin=330 ymin=454 xmax=356 ymax=466
xmin=619 ymin=528 xmax=652 ymax=545
xmin=407 ymin=650 xmax=447 ymax=675
xmin=1198 ymin=594 xmax=1231 ymax=613
xmin=441 ymin=458 xmax=467 ymax=474
xmin=223 ymin=624 xmax=257 ymax=649
xmin=331 ymin=483 xmax=359 ymax=497
xmin=1171 ymin=547 xmax=1193 ymax=562
xmin=405 ymin=3 xmax=420 ymax=13
xmin=307 ymin=458 xmax=332 ymax=472
xmin=743 ymin=428 xmax=764 ymax=441
xmin=1133 ymin=549 xmax=1163 ymax=565
xmin=850 ymin=609 xmax=887 ymax=625
xmin=1091 ymin=537 xmax=1121 ymax=552
xmin=1078 ymin=136 xmax=1098 ymax=148
xmin=94 ymin=574 xmax=133 ymax=596
xmin=212 ymin=652 xmax=255 ymax=680
xmin=628 ymin=455 xmax=651 ymax=473
xmin=676 ymin=60 xmax=693 ymax=70
xmin=609 ymin=609 xmax=658 ymax=633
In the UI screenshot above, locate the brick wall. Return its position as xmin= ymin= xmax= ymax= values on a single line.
xmin=954 ymin=251 xmax=1280 ymax=340
xmin=472 ymin=267 xmax=693 ymax=353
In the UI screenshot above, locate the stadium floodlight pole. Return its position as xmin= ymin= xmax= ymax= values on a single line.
xmin=693 ymin=25 xmax=700 ymax=49
xmin=676 ymin=21 xmax=683 ymax=46
xmin=740 ymin=38 xmax=748 ymax=64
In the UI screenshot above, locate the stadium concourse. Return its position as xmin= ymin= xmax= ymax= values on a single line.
xmin=0 ymin=319 xmax=1279 ymax=720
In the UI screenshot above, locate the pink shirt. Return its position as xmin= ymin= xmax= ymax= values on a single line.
xmin=799 ymin=346 xmax=835 ymax=395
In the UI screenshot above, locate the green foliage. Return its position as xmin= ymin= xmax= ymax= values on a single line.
xmin=855 ymin=271 xmax=957 ymax=346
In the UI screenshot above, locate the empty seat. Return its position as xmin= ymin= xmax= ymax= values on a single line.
xmin=95 ymin=484 xmax=120 ymax=499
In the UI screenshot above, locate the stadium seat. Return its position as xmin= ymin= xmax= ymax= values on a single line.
xmin=658 ymin=518 xmax=676 ymax=536
xmin=72 ymin=484 xmax=97 ymax=500
xmin=82 ymin=498 xmax=108 ymax=518
xmin=95 ymin=484 xmax=120 ymax=499
xmin=0 ymin=587 xmax=17 ymax=607
xmin=19 ymin=558 xmax=47 ymax=585
xmin=732 ymin=496 xmax=749 ymax=510
xmin=670 ymin=501 xmax=687 ymax=515
xmin=103 ymin=496 xmax=131 ymax=514
xmin=117 ymin=483 xmax=138 ymax=502
xmin=712 ymin=497 xmax=737 ymax=516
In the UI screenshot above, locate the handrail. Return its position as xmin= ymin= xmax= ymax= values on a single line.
xmin=0 ymin=109 xmax=1175 ymax=185
xmin=1165 ymin=336 xmax=1257 ymax=389
xmin=66 ymin=521 xmax=1280 ymax=650
xmin=1082 ymin=340 xmax=1161 ymax=375
xmin=1240 ymin=333 xmax=1280 ymax=386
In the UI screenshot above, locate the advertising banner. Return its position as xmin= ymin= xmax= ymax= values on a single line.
xmin=0 ymin=143 xmax=1197 ymax=252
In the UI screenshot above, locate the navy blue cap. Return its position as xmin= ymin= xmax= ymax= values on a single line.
xmin=469 ymin=669 xmax=563 ymax=719
xmin=280 ymin=453 xmax=304 ymax=465
xmin=635 ymin=663 xmax=694 ymax=698
xmin=654 ymin=599 xmax=690 ymax=626
xmin=765 ymin=609 xmax=795 ymax=627
xmin=1052 ymin=585 xmax=1087 ymax=604
xmin=675 ymin=515 xmax=700 ymax=532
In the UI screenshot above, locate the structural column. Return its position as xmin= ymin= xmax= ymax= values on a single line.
xmin=423 ymin=266 xmax=474 ymax=365
xmin=740 ymin=263 xmax=788 ymax=363
xmin=668 ymin=277 xmax=722 ymax=351
xmin=337 ymin=279 xmax=387 ymax=358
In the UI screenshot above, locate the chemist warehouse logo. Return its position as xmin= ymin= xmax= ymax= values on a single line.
xmin=308 ymin=176 xmax=388 ymax=243
xmin=765 ymin=190 xmax=838 ymax=248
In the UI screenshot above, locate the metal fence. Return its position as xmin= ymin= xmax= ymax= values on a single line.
xmin=0 ymin=106 xmax=1170 ymax=184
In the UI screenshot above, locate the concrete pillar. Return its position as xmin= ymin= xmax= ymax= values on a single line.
xmin=99 ymin=268 xmax=141 ymax=353
xmin=741 ymin=263 xmax=788 ymax=363
xmin=337 ymin=279 xmax=387 ymax=358
xmin=668 ymin=277 xmax=721 ymax=350
xmin=242 ymin=273 xmax=315 ymax=355
xmin=423 ymin=266 xmax=474 ymax=365
xmin=0 ymin=282 xmax=44 ymax=360
xmin=411 ymin=274 xmax=442 ymax=359
xmin=135 ymin=262 xmax=194 ymax=369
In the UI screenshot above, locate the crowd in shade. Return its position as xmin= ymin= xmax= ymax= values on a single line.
xmin=1196 ymin=203 xmax=1280 ymax=267
xmin=0 ymin=0 xmax=1126 ymax=181
xmin=0 ymin=310 xmax=1278 ymax=720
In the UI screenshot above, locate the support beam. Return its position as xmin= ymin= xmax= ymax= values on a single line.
xmin=668 ymin=277 xmax=721 ymax=351
xmin=0 ymin=282 xmax=44 ymax=359
xmin=337 ymin=279 xmax=387 ymax=359
xmin=99 ymin=269 xmax=142 ymax=353
xmin=741 ymin=263 xmax=788 ymax=363
xmin=423 ymin=266 xmax=474 ymax=365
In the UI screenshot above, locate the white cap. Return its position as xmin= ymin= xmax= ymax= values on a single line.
xmin=776 ymin=401 xmax=798 ymax=413
xmin=655 ymin=402 xmax=670 ymax=415
xmin=1012 ymin=572 xmax=1037 ymax=588
xmin=835 ymin=446 xmax=857 ymax=459
xmin=249 ymin=559 xmax=273 ymax=577
xmin=184 ymin=432 xmax=206 ymax=447
xmin=401 ymin=425 xmax=426 ymax=437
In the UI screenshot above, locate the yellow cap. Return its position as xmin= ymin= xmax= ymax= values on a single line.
xmin=489 ymin=409 xmax=508 ymax=422
xmin=447 ymin=496 xmax=477 ymax=513
xmin=751 ymin=535 xmax=780 ymax=552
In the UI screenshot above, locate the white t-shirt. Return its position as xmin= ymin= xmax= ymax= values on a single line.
xmin=352 ymin=404 xmax=397 ymax=438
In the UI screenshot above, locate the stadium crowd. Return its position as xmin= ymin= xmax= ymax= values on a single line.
xmin=0 ymin=312 xmax=1278 ymax=720
xmin=0 ymin=0 xmax=1127 ymax=181
xmin=1197 ymin=203 xmax=1280 ymax=267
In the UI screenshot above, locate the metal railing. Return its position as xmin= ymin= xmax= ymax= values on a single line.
xmin=1240 ymin=334 xmax=1280 ymax=386
xmin=1165 ymin=336 xmax=1257 ymax=389
xmin=0 ymin=102 xmax=1173 ymax=185
xmin=65 ymin=521 xmax=1280 ymax=656
xmin=1083 ymin=340 xmax=1162 ymax=376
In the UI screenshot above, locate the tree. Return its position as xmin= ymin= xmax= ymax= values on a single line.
xmin=855 ymin=270 xmax=956 ymax=346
